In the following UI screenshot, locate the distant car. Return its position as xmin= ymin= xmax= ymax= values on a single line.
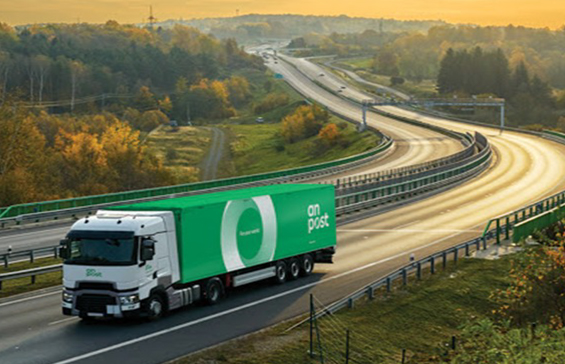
xmin=256 ymin=117 xmax=264 ymax=123
xmin=337 ymin=89 xmax=343 ymax=93
xmin=274 ymin=61 xmax=278 ymax=64
xmin=319 ymin=73 xmax=325 ymax=77
xmin=340 ymin=86 xmax=346 ymax=89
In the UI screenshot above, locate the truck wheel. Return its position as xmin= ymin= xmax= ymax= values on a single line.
xmin=274 ymin=261 xmax=287 ymax=284
xmin=288 ymin=258 xmax=300 ymax=280
xmin=145 ymin=294 xmax=165 ymax=321
xmin=205 ymin=278 xmax=224 ymax=305
xmin=301 ymin=254 xmax=314 ymax=276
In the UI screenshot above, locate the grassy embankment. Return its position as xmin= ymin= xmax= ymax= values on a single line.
xmin=174 ymin=254 xmax=514 ymax=364
xmin=146 ymin=125 xmax=213 ymax=182
xmin=335 ymin=58 xmax=437 ymax=98
xmin=226 ymin=116 xmax=379 ymax=176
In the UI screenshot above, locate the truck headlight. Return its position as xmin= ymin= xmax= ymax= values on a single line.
xmin=120 ymin=294 xmax=140 ymax=305
xmin=62 ymin=291 xmax=73 ymax=303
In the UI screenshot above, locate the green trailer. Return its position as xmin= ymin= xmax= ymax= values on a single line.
xmin=60 ymin=184 xmax=336 ymax=320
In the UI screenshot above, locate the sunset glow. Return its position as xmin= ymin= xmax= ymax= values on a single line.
xmin=1 ymin=0 xmax=564 ymax=29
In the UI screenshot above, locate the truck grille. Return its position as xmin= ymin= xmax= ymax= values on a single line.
xmin=76 ymin=294 xmax=115 ymax=313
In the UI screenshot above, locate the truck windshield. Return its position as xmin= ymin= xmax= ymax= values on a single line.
xmin=65 ymin=237 xmax=138 ymax=266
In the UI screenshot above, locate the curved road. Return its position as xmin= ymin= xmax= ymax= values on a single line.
xmin=3 ymin=56 xmax=565 ymax=364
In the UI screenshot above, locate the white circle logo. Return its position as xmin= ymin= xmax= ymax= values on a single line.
xmin=221 ymin=196 xmax=277 ymax=271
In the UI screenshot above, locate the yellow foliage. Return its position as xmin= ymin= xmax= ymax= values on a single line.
xmin=318 ymin=123 xmax=340 ymax=145
xmin=281 ymin=113 xmax=306 ymax=143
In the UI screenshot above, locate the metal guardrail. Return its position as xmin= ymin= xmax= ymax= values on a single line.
xmin=480 ymin=129 xmax=565 ymax=245
xmin=0 ymin=264 xmax=62 ymax=290
xmin=333 ymin=132 xmax=475 ymax=192
xmin=336 ymin=132 xmax=490 ymax=217
xmin=1 ymin=245 xmax=60 ymax=268
xmin=301 ymin=228 xmax=499 ymax=325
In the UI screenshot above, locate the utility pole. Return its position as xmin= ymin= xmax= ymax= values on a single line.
xmin=148 ymin=5 xmax=157 ymax=28
xmin=236 ymin=9 xmax=240 ymax=17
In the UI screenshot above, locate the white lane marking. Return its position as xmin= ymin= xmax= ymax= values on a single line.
xmin=48 ymin=317 xmax=78 ymax=326
xmin=337 ymin=229 xmax=482 ymax=233
xmin=0 ymin=290 xmax=60 ymax=308
xmin=53 ymin=230 xmax=469 ymax=364
xmin=394 ymin=220 xmax=420 ymax=230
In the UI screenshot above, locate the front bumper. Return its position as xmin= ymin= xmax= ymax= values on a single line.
xmin=62 ymin=290 xmax=142 ymax=319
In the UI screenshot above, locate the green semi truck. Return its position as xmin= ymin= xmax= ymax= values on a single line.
xmin=59 ymin=184 xmax=336 ymax=320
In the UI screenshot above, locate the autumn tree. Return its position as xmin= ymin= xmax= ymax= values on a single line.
xmin=187 ymin=78 xmax=235 ymax=120
xmin=0 ymin=107 xmax=53 ymax=205
xmin=134 ymin=86 xmax=158 ymax=111
xmin=372 ymin=46 xmax=399 ymax=76
xmin=55 ymin=129 xmax=109 ymax=195
xmin=493 ymin=222 xmax=565 ymax=328
xmin=226 ymin=76 xmax=251 ymax=108
xmin=281 ymin=104 xmax=328 ymax=143
xmin=318 ymin=123 xmax=340 ymax=146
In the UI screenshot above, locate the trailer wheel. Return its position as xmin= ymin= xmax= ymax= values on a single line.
xmin=288 ymin=258 xmax=300 ymax=280
xmin=301 ymin=254 xmax=314 ymax=276
xmin=205 ymin=278 xmax=224 ymax=305
xmin=274 ymin=261 xmax=287 ymax=284
xmin=145 ymin=293 xmax=165 ymax=321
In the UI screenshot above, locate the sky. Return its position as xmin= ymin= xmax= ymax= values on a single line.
xmin=0 ymin=0 xmax=563 ymax=29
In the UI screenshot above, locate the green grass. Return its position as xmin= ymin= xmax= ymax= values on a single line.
xmin=173 ymin=255 xmax=514 ymax=364
xmin=146 ymin=125 xmax=212 ymax=181
xmin=224 ymin=116 xmax=381 ymax=176
xmin=0 ymin=256 xmax=62 ymax=299
xmin=334 ymin=58 xmax=438 ymax=98
xmin=339 ymin=57 xmax=373 ymax=70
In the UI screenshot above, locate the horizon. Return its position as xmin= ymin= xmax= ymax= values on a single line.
xmin=1 ymin=1 xmax=564 ymax=30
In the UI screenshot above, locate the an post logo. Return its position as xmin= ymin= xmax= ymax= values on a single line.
xmin=307 ymin=204 xmax=330 ymax=234
xmin=221 ymin=196 xmax=277 ymax=272
xmin=86 ymin=268 xmax=102 ymax=278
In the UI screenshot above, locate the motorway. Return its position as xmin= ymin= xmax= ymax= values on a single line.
xmin=0 ymin=64 xmax=464 ymax=254
xmin=2 ymin=54 xmax=565 ymax=364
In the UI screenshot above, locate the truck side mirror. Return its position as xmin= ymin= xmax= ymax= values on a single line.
xmin=59 ymin=239 xmax=70 ymax=260
xmin=141 ymin=239 xmax=156 ymax=261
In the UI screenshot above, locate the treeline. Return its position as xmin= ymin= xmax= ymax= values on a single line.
xmin=0 ymin=105 xmax=182 ymax=206
xmin=437 ymin=47 xmax=555 ymax=126
xmin=160 ymin=15 xmax=445 ymax=42
xmin=0 ymin=22 xmax=263 ymax=110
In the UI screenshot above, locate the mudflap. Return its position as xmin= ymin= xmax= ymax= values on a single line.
xmin=315 ymin=247 xmax=336 ymax=263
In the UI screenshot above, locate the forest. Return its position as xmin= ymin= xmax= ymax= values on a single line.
xmin=0 ymin=22 xmax=267 ymax=206
xmin=0 ymin=21 xmax=263 ymax=117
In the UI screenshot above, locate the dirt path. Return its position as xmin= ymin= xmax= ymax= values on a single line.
xmin=200 ymin=127 xmax=226 ymax=181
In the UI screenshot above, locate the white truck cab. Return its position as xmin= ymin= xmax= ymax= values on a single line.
xmin=60 ymin=210 xmax=184 ymax=320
